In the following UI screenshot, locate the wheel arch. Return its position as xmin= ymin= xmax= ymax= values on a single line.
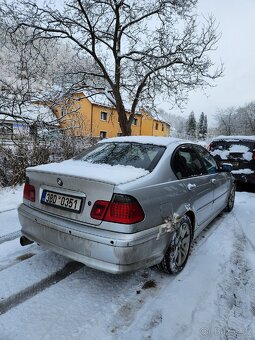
xmin=185 ymin=210 xmax=195 ymax=239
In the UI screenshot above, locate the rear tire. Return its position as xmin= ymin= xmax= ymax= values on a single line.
xmin=224 ymin=183 xmax=235 ymax=212
xmin=159 ymin=215 xmax=192 ymax=274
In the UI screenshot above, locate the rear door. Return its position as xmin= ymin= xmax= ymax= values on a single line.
xmin=171 ymin=145 xmax=214 ymax=228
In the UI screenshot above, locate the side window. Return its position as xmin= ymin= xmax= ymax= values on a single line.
xmin=194 ymin=145 xmax=218 ymax=174
xmin=172 ymin=146 xmax=207 ymax=179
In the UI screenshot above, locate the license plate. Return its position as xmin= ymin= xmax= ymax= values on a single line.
xmin=231 ymin=161 xmax=239 ymax=168
xmin=41 ymin=190 xmax=83 ymax=213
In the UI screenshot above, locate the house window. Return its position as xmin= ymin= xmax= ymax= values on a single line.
xmin=162 ymin=124 xmax=164 ymax=131
xmin=100 ymin=131 xmax=107 ymax=139
xmin=100 ymin=111 xmax=108 ymax=121
xmin=133 ymin=118 xmax=138 ymax=126
xmin=155 ymin=122 xmax=159 ymax=130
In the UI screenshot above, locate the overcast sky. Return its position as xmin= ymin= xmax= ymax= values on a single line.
xmin=176 ymin=0 xmax=255 ymax=126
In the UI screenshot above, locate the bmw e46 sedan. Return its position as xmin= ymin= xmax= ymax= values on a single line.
xmin=18 ymin=136 xmax=235 ymax=274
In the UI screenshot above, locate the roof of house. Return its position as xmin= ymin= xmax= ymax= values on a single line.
xmin=0 ymin=104 xmax=58 ymax=125
xmin=80 ymin=89 xmax=169 ymax=125
xmin=82 ymin=89 xmax=116 ymax=109
xmin=144 ymin=110 xmax=170 ymax=125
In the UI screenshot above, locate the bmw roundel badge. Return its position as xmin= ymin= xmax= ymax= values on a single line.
xmin=57 ymin=178 xmax=63 ymax=186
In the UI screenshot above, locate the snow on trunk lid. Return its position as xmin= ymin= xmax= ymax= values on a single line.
xmin=25 ymin=160 xmax=149 ymax=226
xmin=27 ymin=159 xmax=149 ymax=185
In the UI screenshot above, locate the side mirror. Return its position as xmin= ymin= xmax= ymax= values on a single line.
xmin=221 ymin=163 xmax=233 ymax=172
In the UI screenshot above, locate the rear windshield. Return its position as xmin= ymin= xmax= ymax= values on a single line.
xmin=210 ymin=140 xmax=254 ymax=161
xmin=210 ymin=140 xmax=254 ymax=152
xmin=74 ymin=142 xmax=166 ymax=171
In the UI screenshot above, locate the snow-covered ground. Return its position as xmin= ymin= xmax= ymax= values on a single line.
xmin=0 ymin=185 xmax=255 ymax=340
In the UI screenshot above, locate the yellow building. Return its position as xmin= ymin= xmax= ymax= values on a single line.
xmin=53 ymin=90 xmax=170 ymax=138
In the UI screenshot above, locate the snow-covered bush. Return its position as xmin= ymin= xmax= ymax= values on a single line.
xmin=0 ymin=135 xmax=96 ymax=187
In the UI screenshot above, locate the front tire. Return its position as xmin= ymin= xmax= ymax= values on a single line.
xmin=159 ymin=215 xmax=192 ymax=274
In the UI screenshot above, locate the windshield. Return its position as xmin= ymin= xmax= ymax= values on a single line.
xmin=74 ymin=142 xmax=165 ymax=171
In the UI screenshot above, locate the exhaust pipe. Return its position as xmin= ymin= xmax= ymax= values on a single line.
xmin=20 ymin=236 xmax=34 ymax=246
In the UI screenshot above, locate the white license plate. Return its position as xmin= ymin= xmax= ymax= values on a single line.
xmin=41 ymin=190 xmax=83 ymax=213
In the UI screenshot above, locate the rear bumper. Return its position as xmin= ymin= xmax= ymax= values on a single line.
xmin=18 ymin=204 xmax=169 ymax=274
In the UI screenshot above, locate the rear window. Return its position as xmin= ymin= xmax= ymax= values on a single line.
xmin=210 ymin=140 xmax=254 ymax=161
xmin=74 ymin=142 xmax=165 ymax=171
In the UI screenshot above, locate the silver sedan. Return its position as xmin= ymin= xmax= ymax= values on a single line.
xmin=18 ymin=136 xmax=235 ymax=274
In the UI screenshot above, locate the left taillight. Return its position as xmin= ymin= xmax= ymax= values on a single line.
xmin=23 ymin=181 xmax=35 ymax=202
xmin=91 ymin=194 xmax=144 ymax=224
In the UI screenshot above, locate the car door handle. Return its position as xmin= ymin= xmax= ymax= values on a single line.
xmin=211 ymin=179 xmax=216 ymax=184
xmin=187 ymin=183 xmax=197 ymax=191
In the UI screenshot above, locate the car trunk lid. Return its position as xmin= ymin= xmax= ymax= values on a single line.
xmin=24 ymin=160 xmax=148 ymax=226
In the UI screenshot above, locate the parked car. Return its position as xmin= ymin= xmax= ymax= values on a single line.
xmin=18 ymin=136 xmax=235 ymax=274
xmin=208 ymin=135 xmax=255 ymax=184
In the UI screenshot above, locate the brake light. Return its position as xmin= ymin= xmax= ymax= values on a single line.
xmin=23 ymin=182 xmax=35 ymax=202
xmin=91 ymin=194 xmax=144 ymax=224
xmin=253 ymin=150 xmax=255 ymax=160
xmin=208 ymin=143 xmax=211 ymax=151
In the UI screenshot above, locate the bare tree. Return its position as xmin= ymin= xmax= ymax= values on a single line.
xmin=0 ymin=24 xmax=94 ymax=113
xmin=214 ymin=107 xmax=237 ymax=135
xmin=0 ymin=0 xmax=223 ymax=136
xmin=215 ymin=102 xmax=255 ymax=136
xmin=238 ymin=102 xmax=255 ymax=134
xmin=158 ymin=108 xmax=188 ymax=138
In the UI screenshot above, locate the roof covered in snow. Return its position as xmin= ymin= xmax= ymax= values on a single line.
xmin=0 ymin=104 xmax=58 ymax=125
xmin=82 ymin=89 xmax=117 ymax=110
xmin=100 ymin=135 xmax=185 ymax=147
xmin=80 ymin=89 xmax=169 ymax=124
xmin=212 ymin=135 xmax=255 ymax=142
xmin=144 ymin=110 xmax=167 ymax=124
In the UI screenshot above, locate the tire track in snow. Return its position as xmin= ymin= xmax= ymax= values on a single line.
xmin=214 ymin=213 xmax=255 ymax=340
xmin=0 ymin=208 xmax=17 ymax=214
xmin=0 ymin=251 xmax=38 ymax=273
xmin=109 ymin=212 xmax=232 ymax=338
xmin=191 ymin=211 xmax=226 ymax=253
xmin=0 ymin=261 xmax=84 ymax=316
xmin=0 ymin=231 xmax=20 ymax=245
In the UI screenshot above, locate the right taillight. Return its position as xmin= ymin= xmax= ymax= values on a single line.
xmin=91 ymin=194 xmax=144 ymax=224
xmin=207 ymin=143 xmax=212 ymax=151
xmin=23 ymin=182 xmax=35 ymax=202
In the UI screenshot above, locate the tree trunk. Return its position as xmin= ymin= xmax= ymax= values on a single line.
xmin=117 ymin=106 xmax=131 ymax=136
xmin=114 ymin=91 xmax=132 ymax=136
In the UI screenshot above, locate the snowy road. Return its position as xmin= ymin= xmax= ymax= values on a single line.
xmin=0 ymin=186 xmax=254 ymax=339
